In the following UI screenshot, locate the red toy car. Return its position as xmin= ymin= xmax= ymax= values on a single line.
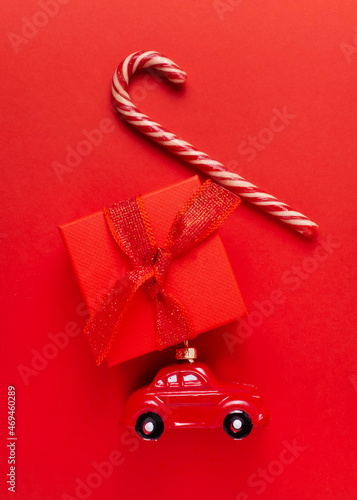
xmin=122 ymin=361 xmax=269 ymax=440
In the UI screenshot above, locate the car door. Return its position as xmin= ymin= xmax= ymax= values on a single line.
xmin=157 ymin=371 xmax=224 ymax=426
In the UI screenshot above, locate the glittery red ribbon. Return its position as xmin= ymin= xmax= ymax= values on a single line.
xmin=84 ymin=179 xmax=240 ymax=365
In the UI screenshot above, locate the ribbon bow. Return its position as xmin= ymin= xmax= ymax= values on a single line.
xmin=84 ymin=180 xmax=240 ymax=365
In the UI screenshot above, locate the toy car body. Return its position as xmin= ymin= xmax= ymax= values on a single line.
xmin=122 ymin=361 xmax=269 ymax=440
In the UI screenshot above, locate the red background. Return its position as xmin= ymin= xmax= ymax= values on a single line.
xmin=1 ymin=1 xmax=357 ymax=499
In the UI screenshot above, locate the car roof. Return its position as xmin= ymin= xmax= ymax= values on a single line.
xmin=151 ymin=361 xmax=259 ymax=394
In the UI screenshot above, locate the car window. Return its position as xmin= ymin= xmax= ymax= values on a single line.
xmin=155 ymin=374 xmax=180 ymax=388
xmin=167 ymin=374 xmax=179 ymax=386
xmin=182 ymin=373 xmax=206 ymax=386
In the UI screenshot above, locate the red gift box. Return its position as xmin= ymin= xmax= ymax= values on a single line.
xmin=59 ymin=176 xmax=246 ymax=366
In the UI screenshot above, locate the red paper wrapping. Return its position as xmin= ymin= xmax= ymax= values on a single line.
xmin=59 ymin=176 xmax=246 ymax=366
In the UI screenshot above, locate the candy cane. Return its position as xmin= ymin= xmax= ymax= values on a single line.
xmin=112 ymin=50 xmax=318 ymax=237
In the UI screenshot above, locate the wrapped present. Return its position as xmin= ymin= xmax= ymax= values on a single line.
xmin=59 ymin=176 xmax=246 ymax=366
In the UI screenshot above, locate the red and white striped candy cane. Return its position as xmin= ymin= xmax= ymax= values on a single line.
xmin=112 ymin=50 xmax=318 ymax=237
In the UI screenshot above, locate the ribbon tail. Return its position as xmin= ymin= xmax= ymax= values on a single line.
xmin=84 ymin=268 xmax=154 ymax=365
xmin=154 ymin=291 xmax=194 ymax=349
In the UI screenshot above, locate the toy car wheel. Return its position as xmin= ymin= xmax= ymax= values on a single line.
xmin=223 ymin=411 xmax=253 ymax=439
xmin=135 ymin=412 xmax=164 ymax=440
